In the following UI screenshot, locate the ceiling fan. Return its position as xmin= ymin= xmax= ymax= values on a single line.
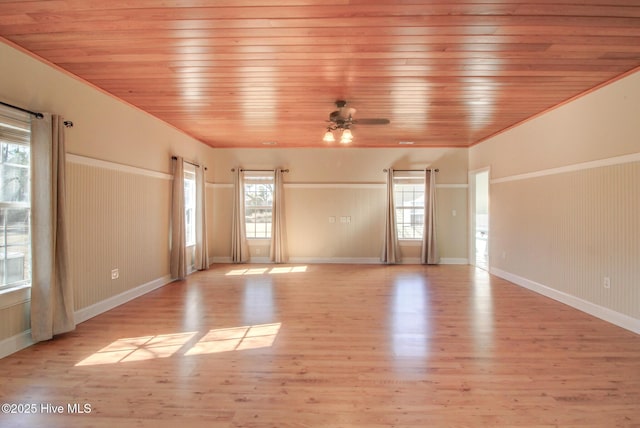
xmin=324 ymin=100 xmax=390 ymax=143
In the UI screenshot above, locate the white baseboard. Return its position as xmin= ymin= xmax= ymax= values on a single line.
xmin=491 ymin=267 xmax=640 ymax=335
xmin=440 ymin=258 xmax=469 ymax=265
xmin=288 ymin=257 xmax=381 ymax=264
xmin=249 ymin=256 xmax=271 ymax=263
xmin=210 ymin=256 xmax=469 ymax=265
xmin=74 ymin=275 xmax=173 ymax=324
xmin=399 ymin=257 xmax=469 ymax=265
xmin=211 ymin=256 xmax=382 ymax=265
xmin=0 ymin=330 xmax=34 ymax=360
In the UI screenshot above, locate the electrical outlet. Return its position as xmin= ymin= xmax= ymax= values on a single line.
xmin=111 ymin=268 xmax=119 ymax=280
xmin=603 ymin=277 xmax=610 ymax=289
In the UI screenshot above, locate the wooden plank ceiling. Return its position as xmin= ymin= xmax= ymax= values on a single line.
xmin=1 ymin=1 xmax=640 ymax=148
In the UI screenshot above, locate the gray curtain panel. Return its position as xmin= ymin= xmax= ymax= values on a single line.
xmin=194 ymin=165 xmax=209 ymax=270
xmin=421 ymin=169 xmax=440 ymax=265
xmin=31 ymin=114 xmax=75 ymax=342
xmin=270 ymin=168 xmax=288 ymax=263
xmin=231 ymin=168 xmax=249 ymax=263
xmin=381 ymin=168 xmax=400 ymax=264
xmin=170 ymin=157 xmax=187 ymax=279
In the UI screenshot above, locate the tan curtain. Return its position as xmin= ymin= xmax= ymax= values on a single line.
xmin=170 ymin=157 xmax=187 ymax=279
xmin=381 ymin=168 xmax=400 ymax=264
xmin=270 ymin=168 xmax=288 ymax=263
xmin=231 ymin=168 xmax=249 ymax=263
xmin=194 ymin=165 xmax=209 ymax=270
xmin=31 ymin=114 xmax=75 ymax=342
xmin=421 ymin=169 xmax=440 ymax=264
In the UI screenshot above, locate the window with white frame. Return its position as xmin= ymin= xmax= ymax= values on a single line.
xmin=0 ymin=106 xmax=31 ymax=292
xmin=184 ymin=165 xmax=196 ymax=247
xmin=244 ymin=173 xmax=274 ymax=239
xmin=394 ymin=173 xmax=424 ymax=240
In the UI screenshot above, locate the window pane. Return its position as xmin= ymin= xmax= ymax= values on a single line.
xmin=394 ymin=180 xmax=425 ymax=240
xmin=0 ymin=207 xmax=31 ymax=287
xmin=244 ymin=178 xmax=273 ymax=239
xmin=184 ymin=174 xmax=196 ymax=246
xmin=2 ymin=143 xmax=29 ymax=166
xmin=0 ymin=142 xmax=30 ymax=203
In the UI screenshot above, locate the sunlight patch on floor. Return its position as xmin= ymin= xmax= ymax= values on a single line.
xmin=226 ymin=266 xmax=307 ymax=276
xmin=75 ymin=332 xmax=197 ymax=366
xmin=269 ymin=266 xmax=307 ymax=274
xmin=185 ymin=323 xmax=281 ymax=356
xmin=226 ymin=267 xmax=269 ymax=276
xmin=75 ymin=323 xmax=281 ymax=366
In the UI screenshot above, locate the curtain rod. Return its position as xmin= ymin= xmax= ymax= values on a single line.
xmin=0 ymin=101 xmax=74 ymax=127
xmin=172 ymin=156 xmax=207 ymax=170
xmin=0 ymin=101 xmax=43 ymax=119
xmin=231 ymin=168 xmax=290 ymax=173
xmin=383 ymin=168 xmax=439 ymax=172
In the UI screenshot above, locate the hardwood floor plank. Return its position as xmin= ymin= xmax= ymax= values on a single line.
xmin=0 ymin=264 xmax=639 ymax=427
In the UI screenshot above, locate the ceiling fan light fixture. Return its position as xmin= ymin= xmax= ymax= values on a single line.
xmin=339 ymin=133 xmax=353 ymax=144
xmin=323 ymin=129 xmax=335 ymax=143
xmin=340 ymin=128 xmax=353 ymax=144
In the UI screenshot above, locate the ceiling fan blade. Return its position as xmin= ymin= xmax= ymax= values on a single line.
xmin=352 ymin=118 xmax=390 ymax=125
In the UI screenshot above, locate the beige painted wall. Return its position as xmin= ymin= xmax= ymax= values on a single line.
xmin=470 ymin=71 xmax=640 ymax=178
xmin=208 ymin=147 xmax=468 ymax=184
xmin=469 ymin=70 xmax=640 ymax=321
xmin=208 ymin=148 xmax=469 ymax=262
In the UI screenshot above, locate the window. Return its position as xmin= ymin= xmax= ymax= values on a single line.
xmin=0 ymin=106 xmax=31 ymax=292
xmin=184 ymin=165 xmax=196 ymax=247
xmin=394 ymin=174 xmax=424 ymax=240
xmin=244 ymin=173 xmax=273 ymax=239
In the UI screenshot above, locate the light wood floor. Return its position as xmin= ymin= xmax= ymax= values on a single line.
xmin=1 ymin=264 xmax=639 ymax=427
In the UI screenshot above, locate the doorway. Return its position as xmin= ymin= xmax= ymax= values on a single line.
xmin=470 ymin=169 xmax=490 ymax=270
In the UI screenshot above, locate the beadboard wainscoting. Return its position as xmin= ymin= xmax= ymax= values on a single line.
xmin=488 ymin=156 xmax=640 ymax=333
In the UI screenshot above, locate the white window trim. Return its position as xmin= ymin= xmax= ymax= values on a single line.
xmin=0 ymin=283 xmax=31 ymax=310
xmin=247 ymin=238 xmax=270 ymax=244
xmin=398 ymin=239 xmax=422 ymax=246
